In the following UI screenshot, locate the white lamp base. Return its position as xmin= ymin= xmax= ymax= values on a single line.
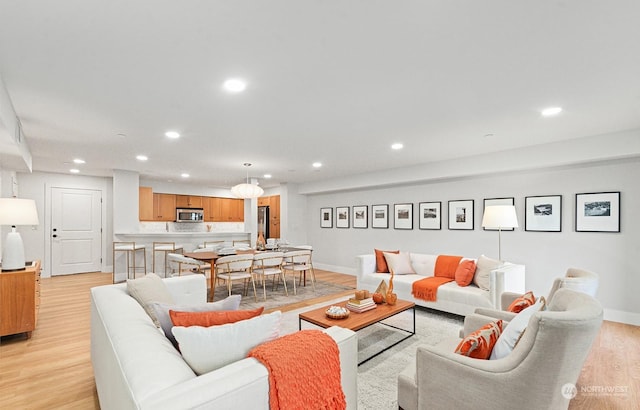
xmin=2 ymin=227 xmax=26 ymax=271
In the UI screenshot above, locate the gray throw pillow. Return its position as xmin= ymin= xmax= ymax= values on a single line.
xmin=149 ymin=294 xmax=242 ymax=347
xmin=127 ymin=273 xmax=174 ymax=327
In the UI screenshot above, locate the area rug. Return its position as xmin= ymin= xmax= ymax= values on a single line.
xmin=209 ymin=278 xmax=353 ymax=311
xmin=280 ymin=301 xmax=464 ymax=410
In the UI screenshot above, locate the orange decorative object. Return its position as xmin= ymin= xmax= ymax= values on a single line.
xmin=386 ymin=268 xmax=397 ymax=305
xmin=372 ymin=293 xmax=384 ymax=304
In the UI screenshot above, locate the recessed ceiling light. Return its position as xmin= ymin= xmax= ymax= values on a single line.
xmin=181 ymin=173 xmax=190 ymax=178
xmin=136 ymin=155 xmax=148 ymax=161
xmin=391 ymin=143 xmax=403 ymax=150
xmin=312 ymin=162 xmax=322 ymax=168
xmin=541 ymin=106 xmax=563 ymax=117
xmin=223 ymin=78 xmax=247 ymax=93
xmin=263 ymin=174 xmax=272 ymax=179
xmin=70 ymin=169 xmax=80 ymax=174
xmin=165 ymin=131 xmax=180 ymax=139
xmin=73 ymin=158 xmax=85 ymax=164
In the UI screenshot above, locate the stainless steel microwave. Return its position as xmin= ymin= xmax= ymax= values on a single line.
xmin=176 ymin=208 xmax=204 ymax=222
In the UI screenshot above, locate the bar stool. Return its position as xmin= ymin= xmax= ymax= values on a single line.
xmin=153 ymin=242 xmax=184 ymax=276
xmin=112 ymin=241 xmax=147 ymax=283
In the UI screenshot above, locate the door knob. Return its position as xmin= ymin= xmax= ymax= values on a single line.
xmin=52 ymin=234 xmax=58 ymax=238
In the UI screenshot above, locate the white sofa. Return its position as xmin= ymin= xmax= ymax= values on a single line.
xmin=356 ymin=253 xmax=525 ymax=316
xmin=91 ymin=274 xmax=358 ymax=409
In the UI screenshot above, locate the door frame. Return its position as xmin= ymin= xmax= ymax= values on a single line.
xmin=44 ymin=183 xmax=108 ymax=278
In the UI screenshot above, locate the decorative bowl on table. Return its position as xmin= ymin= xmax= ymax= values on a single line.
xmin=326 ymin=305 xmax=350 ymax=320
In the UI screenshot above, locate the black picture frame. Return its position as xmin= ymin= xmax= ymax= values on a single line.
xmin=525 ymin=195 xmax=562 ymax=232
xmin=575 ymin=191 xmax=620 ymax=232
xmin=371 ymin=204 xmax=389 ymax=229
xmin=394 ymin=203 xmax=413 ymax=230
xmin=418 ymin=201 xmax=441 ymax=230
xmin=352 ymin=205 xmax=368 ymax=229
xmin=320 ymin=207 xmax=333 ymax=228
xmin=336 ymin=206 xmax=350 ymax=228
xmin=448 ymin=199 xmax=474 ymax=230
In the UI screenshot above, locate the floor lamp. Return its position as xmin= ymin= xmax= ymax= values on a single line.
xmin=481 ymin=205 xmax=518 ymax=261
xmin=0 ymin=198 xmax=40 ymax=271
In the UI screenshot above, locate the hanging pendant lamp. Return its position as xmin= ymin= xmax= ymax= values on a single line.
xmin=231 ymin=163 xmax=264 ymax=199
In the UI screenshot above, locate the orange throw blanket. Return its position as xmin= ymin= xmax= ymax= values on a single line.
xmin=412 ymin=276 xmax=453 ymax=301
xmin=434 ymin=255 xmax=463 ymax=279
xmin=248 ymin=329 xmax=346 ymax=410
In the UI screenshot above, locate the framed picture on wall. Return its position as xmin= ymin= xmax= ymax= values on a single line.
xmin=483 ymin=197 xmax=515 ymax=231
xmin=371 ymin=204 xmax=389 ymax=229
xmin=418 ymin=201 xmax=441 ymax=230
xmin=352 ymin=205 xmax=368 ymax=229
xmin=448 ymin=199 xmax=474 ymax=230
xmin=320 ymin=207 xmax=333 ymax=228
xmin=394 ymin=203 xmax=413 ymax=230
xmin=525 ymin=195 xmax=562 ymax=232
xmin=575 ymin=192 xmax=620 ymax=232
xmin=336 ymin=206 xmax=350 ymax=228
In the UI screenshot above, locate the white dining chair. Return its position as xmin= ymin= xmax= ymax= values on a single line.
xmin=252 ymin=252 xmax=286 ymax=300
xmin=282 ymin=249 xmax=315 ymax=294
xmin=214 ymin=254 xmax=257 ymax=301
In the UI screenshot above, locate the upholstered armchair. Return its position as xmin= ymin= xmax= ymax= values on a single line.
xmin=397 ymin=289 xmax=603 ymax=410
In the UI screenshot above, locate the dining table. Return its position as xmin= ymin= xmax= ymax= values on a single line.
xmin=184 ymin=246 xmax=309 ymax=301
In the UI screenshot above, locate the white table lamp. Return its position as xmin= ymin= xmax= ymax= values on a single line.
xmin=0 ymin=198 xmax=40 ymax=271
xmin=481 ymin=205 xmax=518 ymax=261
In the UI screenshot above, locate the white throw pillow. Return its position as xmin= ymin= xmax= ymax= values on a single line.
xmin=490 ymin=297 xmax=546 ymax=360
xmin=127 ymin=273 xmax=174 ymax=327
xmin=173 ymin=311 xmax=282 ymax=375
xmin=149 ymin=294 xmax=242 ymax=347
xmin=383 ymin=251 xmax=416 ymax=275
xmin=473 ymin=254 xmax=502 ymax=291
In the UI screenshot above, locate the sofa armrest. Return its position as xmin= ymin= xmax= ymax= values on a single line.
xmin=355 ymin=254 xmax=376 ymax=284
xmin=500 ymin=291 xmax=523 ymax=311
xmin=489 ymin=263 xmax=525 ymax=308
xmin=473 ymin=308 xmax=516 ymax=323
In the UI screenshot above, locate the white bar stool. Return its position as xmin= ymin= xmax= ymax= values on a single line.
xmin=112 ymin=241 xmax=147 ymax=283
xmin=153 ymin=242 xmax=184 ymax=276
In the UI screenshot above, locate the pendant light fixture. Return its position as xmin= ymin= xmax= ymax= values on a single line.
xmin=231 ymin=163 xmax=264 ymax=199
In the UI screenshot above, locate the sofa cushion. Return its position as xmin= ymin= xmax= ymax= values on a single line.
xmin=455 ymin=259 xmax=477 ymax=286
xmin=507 ymin=291 xmax=536 ymax=313
xmin=384 ymin=252 xmax=416 ymax=275
xmin=455 ymin=320 xmax=503 ymax=359
xmin=375 ymin=249 xmax=398 ymax=273
xmin=170 ymin=306 xmax=264 ymax=327
xmin=473 ymin=255 xmax=502 ymax=291
xmin=491 ymin=297 xmax=546 ymax=360
xmin=127 ymin=273 xmax=175 ymax=327
xmin=150 ymin=295 xmax=242 ymax=347
xmin=172 ymin=311 xmax=282 ymax=375
xmin=410 ymin=254 xmax=438 ymax=276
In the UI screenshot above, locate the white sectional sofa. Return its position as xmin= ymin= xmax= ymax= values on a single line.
xmin=356 ymin=253 xmax=525 ymax=316
xmin=91 ymin=274 xmax=358 ymax=409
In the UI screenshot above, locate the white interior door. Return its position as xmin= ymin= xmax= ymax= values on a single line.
xmin=51 ymin=187 xmax=102 ymax=275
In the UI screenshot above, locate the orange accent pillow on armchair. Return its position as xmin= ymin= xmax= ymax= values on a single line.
xmin=455 ymin=320 xmax=503 ymax=360
xmin=507 ymin=291 xmax=536 ymax=313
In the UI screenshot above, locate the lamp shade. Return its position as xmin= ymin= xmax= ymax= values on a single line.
xmin=482 ymin=205 xmax=518 ymax=229
xmin=0 ymin=198 xmax=40 ymax=226
xmin=230 ymin=183 xmax=264 ymax=199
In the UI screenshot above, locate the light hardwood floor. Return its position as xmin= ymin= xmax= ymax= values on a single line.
xmin=0 ymin=271 xmax=637 ymax=409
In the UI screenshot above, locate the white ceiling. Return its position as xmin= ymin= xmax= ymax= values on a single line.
xmin=1 ymin=1 xmax=639 ymax=190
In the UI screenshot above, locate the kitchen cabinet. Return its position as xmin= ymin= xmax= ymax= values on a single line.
xmin=218 ymin=198 xmax=244 ymax=222
xmin=269 ymin=195 xmax=280 ymax=238
xmin=139 ymin=187 xmax=154 ymax=221
xmin=0 ymin=261 xmax=41 ymax=338
xmin=176 ymin=195 xmax=203 ymax=209
xmin=154 ymin=193 xmax=177 ymax=221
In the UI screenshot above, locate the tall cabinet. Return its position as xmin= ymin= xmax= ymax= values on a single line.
xmin=0 ymin=261 xmax=41 ymax=339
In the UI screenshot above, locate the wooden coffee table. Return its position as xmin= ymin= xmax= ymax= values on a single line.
xmin=299 ymin=299 xmax=415 ymax=365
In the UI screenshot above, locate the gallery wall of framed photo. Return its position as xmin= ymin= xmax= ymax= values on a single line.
xmin=318 ymin=191 xmax=621 ymax=233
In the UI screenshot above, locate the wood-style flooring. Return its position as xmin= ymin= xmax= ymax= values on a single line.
xmin=0 ymin=271 xmax=637 ymax=409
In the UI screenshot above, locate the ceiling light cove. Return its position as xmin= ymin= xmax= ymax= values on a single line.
xmin=165 ymin=131 xmax=180 ymax=139
xmin=70 ymin=169 xmax=80 ymax=174
xmin=73 ymin=158 xmax=85 ymax=164
xmin=541 ymin=106 xmax=563 ymax=117
xmin=391 ymin=143 xmax=403 ymax=150
xmin=312 ymin=162 xmax=322 ymax=168
xmin=181 ymin=173 xmax=190 ymax=178
xmin=136 ymin=155 xmax=148 ymax=161
xmin=223 ymin=78 xmax=247 ymax=93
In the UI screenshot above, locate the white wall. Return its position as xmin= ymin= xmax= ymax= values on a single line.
xmin=305 ymin=158 xmax=640 ymax=324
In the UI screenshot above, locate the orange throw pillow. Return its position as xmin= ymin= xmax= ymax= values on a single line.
xmin=455 ymin=320 xmax=503 ymax=360
xmin=454 ymin=260 xmax=477 ymax=286
xmin=170 ymin=307 xmax=264 ymax=327
xmin=375 ymin=249 xmax=399 ymax=273
xmin=507 ymin=291 xmax=536 ymax=313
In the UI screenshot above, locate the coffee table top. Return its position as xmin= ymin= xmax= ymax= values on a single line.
xmin=299 ymin=299 xmax=415 ymax=332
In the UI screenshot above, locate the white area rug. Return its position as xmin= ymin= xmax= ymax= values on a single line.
xmin=280 ymin=300 xmax=464 ymax=409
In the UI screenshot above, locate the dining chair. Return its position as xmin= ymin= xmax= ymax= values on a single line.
xmin=167 ymin=253 xmax=207 ymax=277
xmin=282 ymin=249 xmax=315 ymax=294
xmin=252 ymin=252 xmax=287 ymax=300
xmin=214 ymin=254 xmax=257 ymax=302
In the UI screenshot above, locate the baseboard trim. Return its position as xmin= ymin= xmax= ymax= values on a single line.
xmin=315 ymin=263 xmax=355 ymax=276
xmin=603 ymin=308 xmax=640 ymax=326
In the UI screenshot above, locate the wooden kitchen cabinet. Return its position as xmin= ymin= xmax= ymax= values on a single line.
xmin=154 ymin=193 xmax=177 ymax=221
xmin=0 ymin=261 xmax=41 ymax=338
xmin=176 ymin=195 xmax=203 ymax=209
xmin=139 ymin=187 xmax=154 ymax=221
xmin=269 ymin=195 xmax=280 ymax=238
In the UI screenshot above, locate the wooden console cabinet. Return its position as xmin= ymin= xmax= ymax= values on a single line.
xmin=0 ymin=261 xmax=41 ymax=339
